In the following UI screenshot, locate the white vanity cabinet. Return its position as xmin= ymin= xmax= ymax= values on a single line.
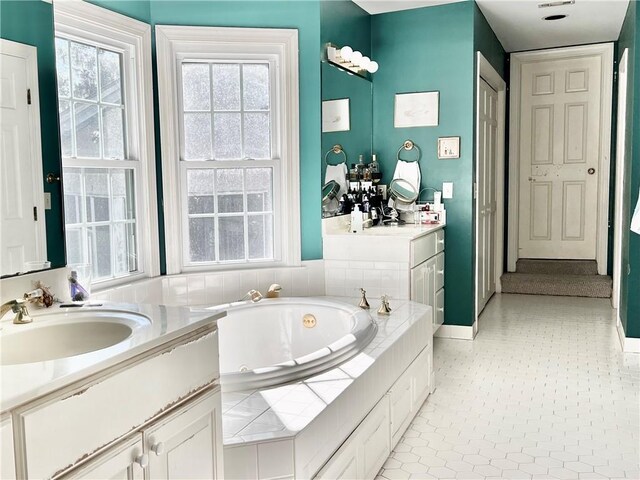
xmin=324 ymin=221 xmax=445 ymax=333
xmin=6 ymin=323 xmax=223 ymax=480
xmin=410 ymin=229 xmax=445 ymax=332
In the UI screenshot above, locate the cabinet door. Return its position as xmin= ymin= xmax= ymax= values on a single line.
xmin=314 ymin=445 xmax=359 ymax=480
xmin=410 ymin=262 xmax=427 ymax=305
xmin=144 ymin=389 xmax=223 ymax=480
xmin=425 ymin=257 xmax=437 ymax=330
xmin=1 ymin=417 xmax=15 ymax=480
xmin=360 ymin=395 xmax=390 ymax=479
xmin=61 ymin=435 xmax=145 ymax=480
xmin=435 ymin=288 xmax=445 ymax=331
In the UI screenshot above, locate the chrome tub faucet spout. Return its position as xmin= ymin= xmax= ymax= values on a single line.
xmin=266 ymin=284 xmax=282 ymax=298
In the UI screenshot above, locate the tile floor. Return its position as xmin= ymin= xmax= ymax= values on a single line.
xmin=377 ymin=294 xmax=640 ymax=480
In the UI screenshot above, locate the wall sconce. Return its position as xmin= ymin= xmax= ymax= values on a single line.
xmin=326 ymin=44 xmax=379 ymax=76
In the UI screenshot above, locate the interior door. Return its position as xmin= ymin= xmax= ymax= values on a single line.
xmin=0 ymin=41 xmax=45 ymax=275
xmin=477 ymin=78 xmax=497 ymax=314
xmin=517 ymin=53 xmax=603 ymax=259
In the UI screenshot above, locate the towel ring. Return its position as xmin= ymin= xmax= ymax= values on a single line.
xmin=396 ymin=140 xmax=421 ymax=163
xmin=324 ymin=144 xmax=347 ymax=166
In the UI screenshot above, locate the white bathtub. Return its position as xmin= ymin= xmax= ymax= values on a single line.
xmin=217 ymin=298 xmax=377 ymax=392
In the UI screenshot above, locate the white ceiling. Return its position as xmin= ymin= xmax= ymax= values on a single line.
xmin=352 ymin=0 xmax=630 ymax=52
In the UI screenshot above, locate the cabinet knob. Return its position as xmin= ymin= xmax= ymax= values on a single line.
xmin=151 ymin=442 xmax=166 ymax=456
xmin=135 ymin=453 xmax=149 ymax=468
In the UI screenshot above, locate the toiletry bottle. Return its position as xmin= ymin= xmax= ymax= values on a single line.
xmin=69 ymin=270 xmax=90 ymax=302
xmin=349 ymin=164 xmax=358 ymax=182
xmin=357 ymin=154 xmax=365 ymax=180
xmin=370 ymin=154 xmax=381 ymax=184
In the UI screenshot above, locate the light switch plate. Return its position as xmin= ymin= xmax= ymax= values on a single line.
xmin=44 ymin=192 xmax=52 ymax=210
xmin=442 ymin=182 xmax=453 ymax=199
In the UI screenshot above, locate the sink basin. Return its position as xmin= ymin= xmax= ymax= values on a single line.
xmin=1 ymin=310 xmax=150 ymax=365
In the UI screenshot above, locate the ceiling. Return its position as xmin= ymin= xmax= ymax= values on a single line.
xmin=352 ymin=0 xmax=630 ymax=52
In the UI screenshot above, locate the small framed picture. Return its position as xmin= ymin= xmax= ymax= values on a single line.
xmin=438 ymin=136 xmax=460 ymax=159
xmin=322 ymin=98 xmax=350 ymax=132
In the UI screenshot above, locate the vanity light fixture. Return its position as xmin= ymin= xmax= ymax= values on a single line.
xmin=326 ymin=43 xmax=379 ymax=76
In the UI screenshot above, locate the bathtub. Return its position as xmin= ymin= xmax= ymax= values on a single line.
xmin=217 ymin=297 xmax=378 ymax=392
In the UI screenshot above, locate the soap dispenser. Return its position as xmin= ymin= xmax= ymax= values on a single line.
xmin=351 ymin=204 xmax=364 ymax=233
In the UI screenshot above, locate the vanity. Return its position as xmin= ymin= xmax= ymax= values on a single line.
xmin=0 ymin=304 xmax=226 ymax=479
xmin=323 ymin=217 xmax=445 ymax=333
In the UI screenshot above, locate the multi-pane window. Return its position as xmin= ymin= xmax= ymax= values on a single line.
xmin=180 ymin=62 xmax=276 ymax=265
xmin=56 ymin=37 xmax=139 ymax=282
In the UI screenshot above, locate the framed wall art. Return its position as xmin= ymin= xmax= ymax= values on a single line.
xmin=394 ymin=91 xmax=439 ymax=128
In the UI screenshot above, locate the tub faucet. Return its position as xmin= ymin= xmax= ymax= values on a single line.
xmin=0 ymin=299 xmax=33 ymax=324
xmin=266 ymin=284 xmax=282 ymax=298
xmin=241 ymin=290 xmax=263 ymax=303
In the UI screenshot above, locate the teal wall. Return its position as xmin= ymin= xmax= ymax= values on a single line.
xmin=617 ymin=0 xmax=640 ymax=338
xmin=0 ymin=0 xmax=66 ymax=270
xmin=473 ymin=4 xmax=506 ymax=79
xmin=92 ymin=0 xmax=324 ymax=266
xmin=320 ymin=0 xmax=373 ymax=177
xmin=372 ymin=1 xmax=477 ymax=327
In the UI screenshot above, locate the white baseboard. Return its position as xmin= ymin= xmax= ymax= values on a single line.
xmin=435 ymin=321 xmax=477 ymax=340
xmin=616 ymin=319 xmax=640 ymax=353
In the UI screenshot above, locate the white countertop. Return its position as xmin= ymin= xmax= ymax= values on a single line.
xmin=0 ymin=302 xmax=225 ymax=413
xmin=323 ymin=215 xmax=445 ymax=240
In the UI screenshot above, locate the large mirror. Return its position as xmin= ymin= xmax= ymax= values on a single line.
xmin=0 ymin=3 xmax=66 ymax=278
xmin=320 ymin=0 xmax=374 ymax=218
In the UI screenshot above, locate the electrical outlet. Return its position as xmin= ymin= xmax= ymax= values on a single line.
xmin=442 ymin=182 xmax=453 ymax=199
xmin=44 ymin=192 xmax=52 ymax=210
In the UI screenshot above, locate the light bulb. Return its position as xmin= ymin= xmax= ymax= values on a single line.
xmin=351 ymin=50 xmax=363 ymax=64
xmin=340 ymin=46 xmax=353 ymax=61
xmin=360 ymin=56 xmax=371 ymax=68
xmin=367 ymin=61 xmax=379 ymax=73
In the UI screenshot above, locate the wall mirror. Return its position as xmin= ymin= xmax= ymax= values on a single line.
xmin=0 ymin=30 xmax=66 ymax=278
xmin=320 ymin=60 xmax=373 ymax=217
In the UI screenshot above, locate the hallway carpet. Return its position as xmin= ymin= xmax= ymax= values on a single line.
xmin=501 ymin=260 xmax=612 ymax=298
xmin=377 ymin=294 xmax=639 ymax=480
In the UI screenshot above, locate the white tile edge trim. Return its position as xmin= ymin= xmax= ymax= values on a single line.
xmin=434 ymin=321 xmax=477 ymax=340
xmin=616 ymin=318 xmax=640 ymax=353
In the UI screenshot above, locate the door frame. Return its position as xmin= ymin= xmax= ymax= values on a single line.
xmin=508 ymin=43 xmax=614 ymax=274
xmin=474 ymin=51 xmax=506 ymax=328
xmin=0 ymin=39 xmax=47 ymax=264
xmin=612 ymin=48 xmax=629 ymax=310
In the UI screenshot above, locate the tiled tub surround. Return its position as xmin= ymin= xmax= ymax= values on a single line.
xmin=222 ymin=297 xmax=433 ymax=479
xmin=91 ymin=261 xmax=325 ymax=305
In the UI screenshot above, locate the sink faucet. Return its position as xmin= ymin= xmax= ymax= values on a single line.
xmin=0 ymin=299 xmax=33 ymax=324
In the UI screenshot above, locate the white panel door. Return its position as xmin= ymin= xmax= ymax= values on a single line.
xmin=518 ymin=54 xmax=603 ymax=259
xmin=0 ymin=42 xmax=45 ymax=275
xmin=477 ymin=78 xmax=498 ymax=314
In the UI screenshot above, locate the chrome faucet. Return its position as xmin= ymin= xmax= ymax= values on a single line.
xmin=0 ymin=299 xmax=33 ymax=324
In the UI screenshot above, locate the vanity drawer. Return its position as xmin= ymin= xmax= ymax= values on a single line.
xmin=17 ymin=328 xmax=218 ymax=480
xmin=435 ymin=288 xmax=445 ymax=332
xmin=410 ymin=233 xmax=436 ymax=267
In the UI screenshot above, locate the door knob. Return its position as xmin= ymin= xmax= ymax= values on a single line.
xmin=134 ymin=453 xmax=149 ymax=468
xmin=46 ymin=173 xmax=61 ymax=183
xmin=588 ymin=168 xmax=596 ymax=175
xmin=151 ymin=442 xmax=165 ymax=456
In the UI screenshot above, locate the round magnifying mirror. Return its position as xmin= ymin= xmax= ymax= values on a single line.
xmin=322 ymin=180 xmax=340 ymax=204
xmin=389 ymin=178 xmax=418 ymax=203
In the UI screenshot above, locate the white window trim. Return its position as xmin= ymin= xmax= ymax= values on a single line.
xmin=156 ymin=25 xmax=301 ymax=274
xmin=54 ymin=0 xmax=160 ymax=287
